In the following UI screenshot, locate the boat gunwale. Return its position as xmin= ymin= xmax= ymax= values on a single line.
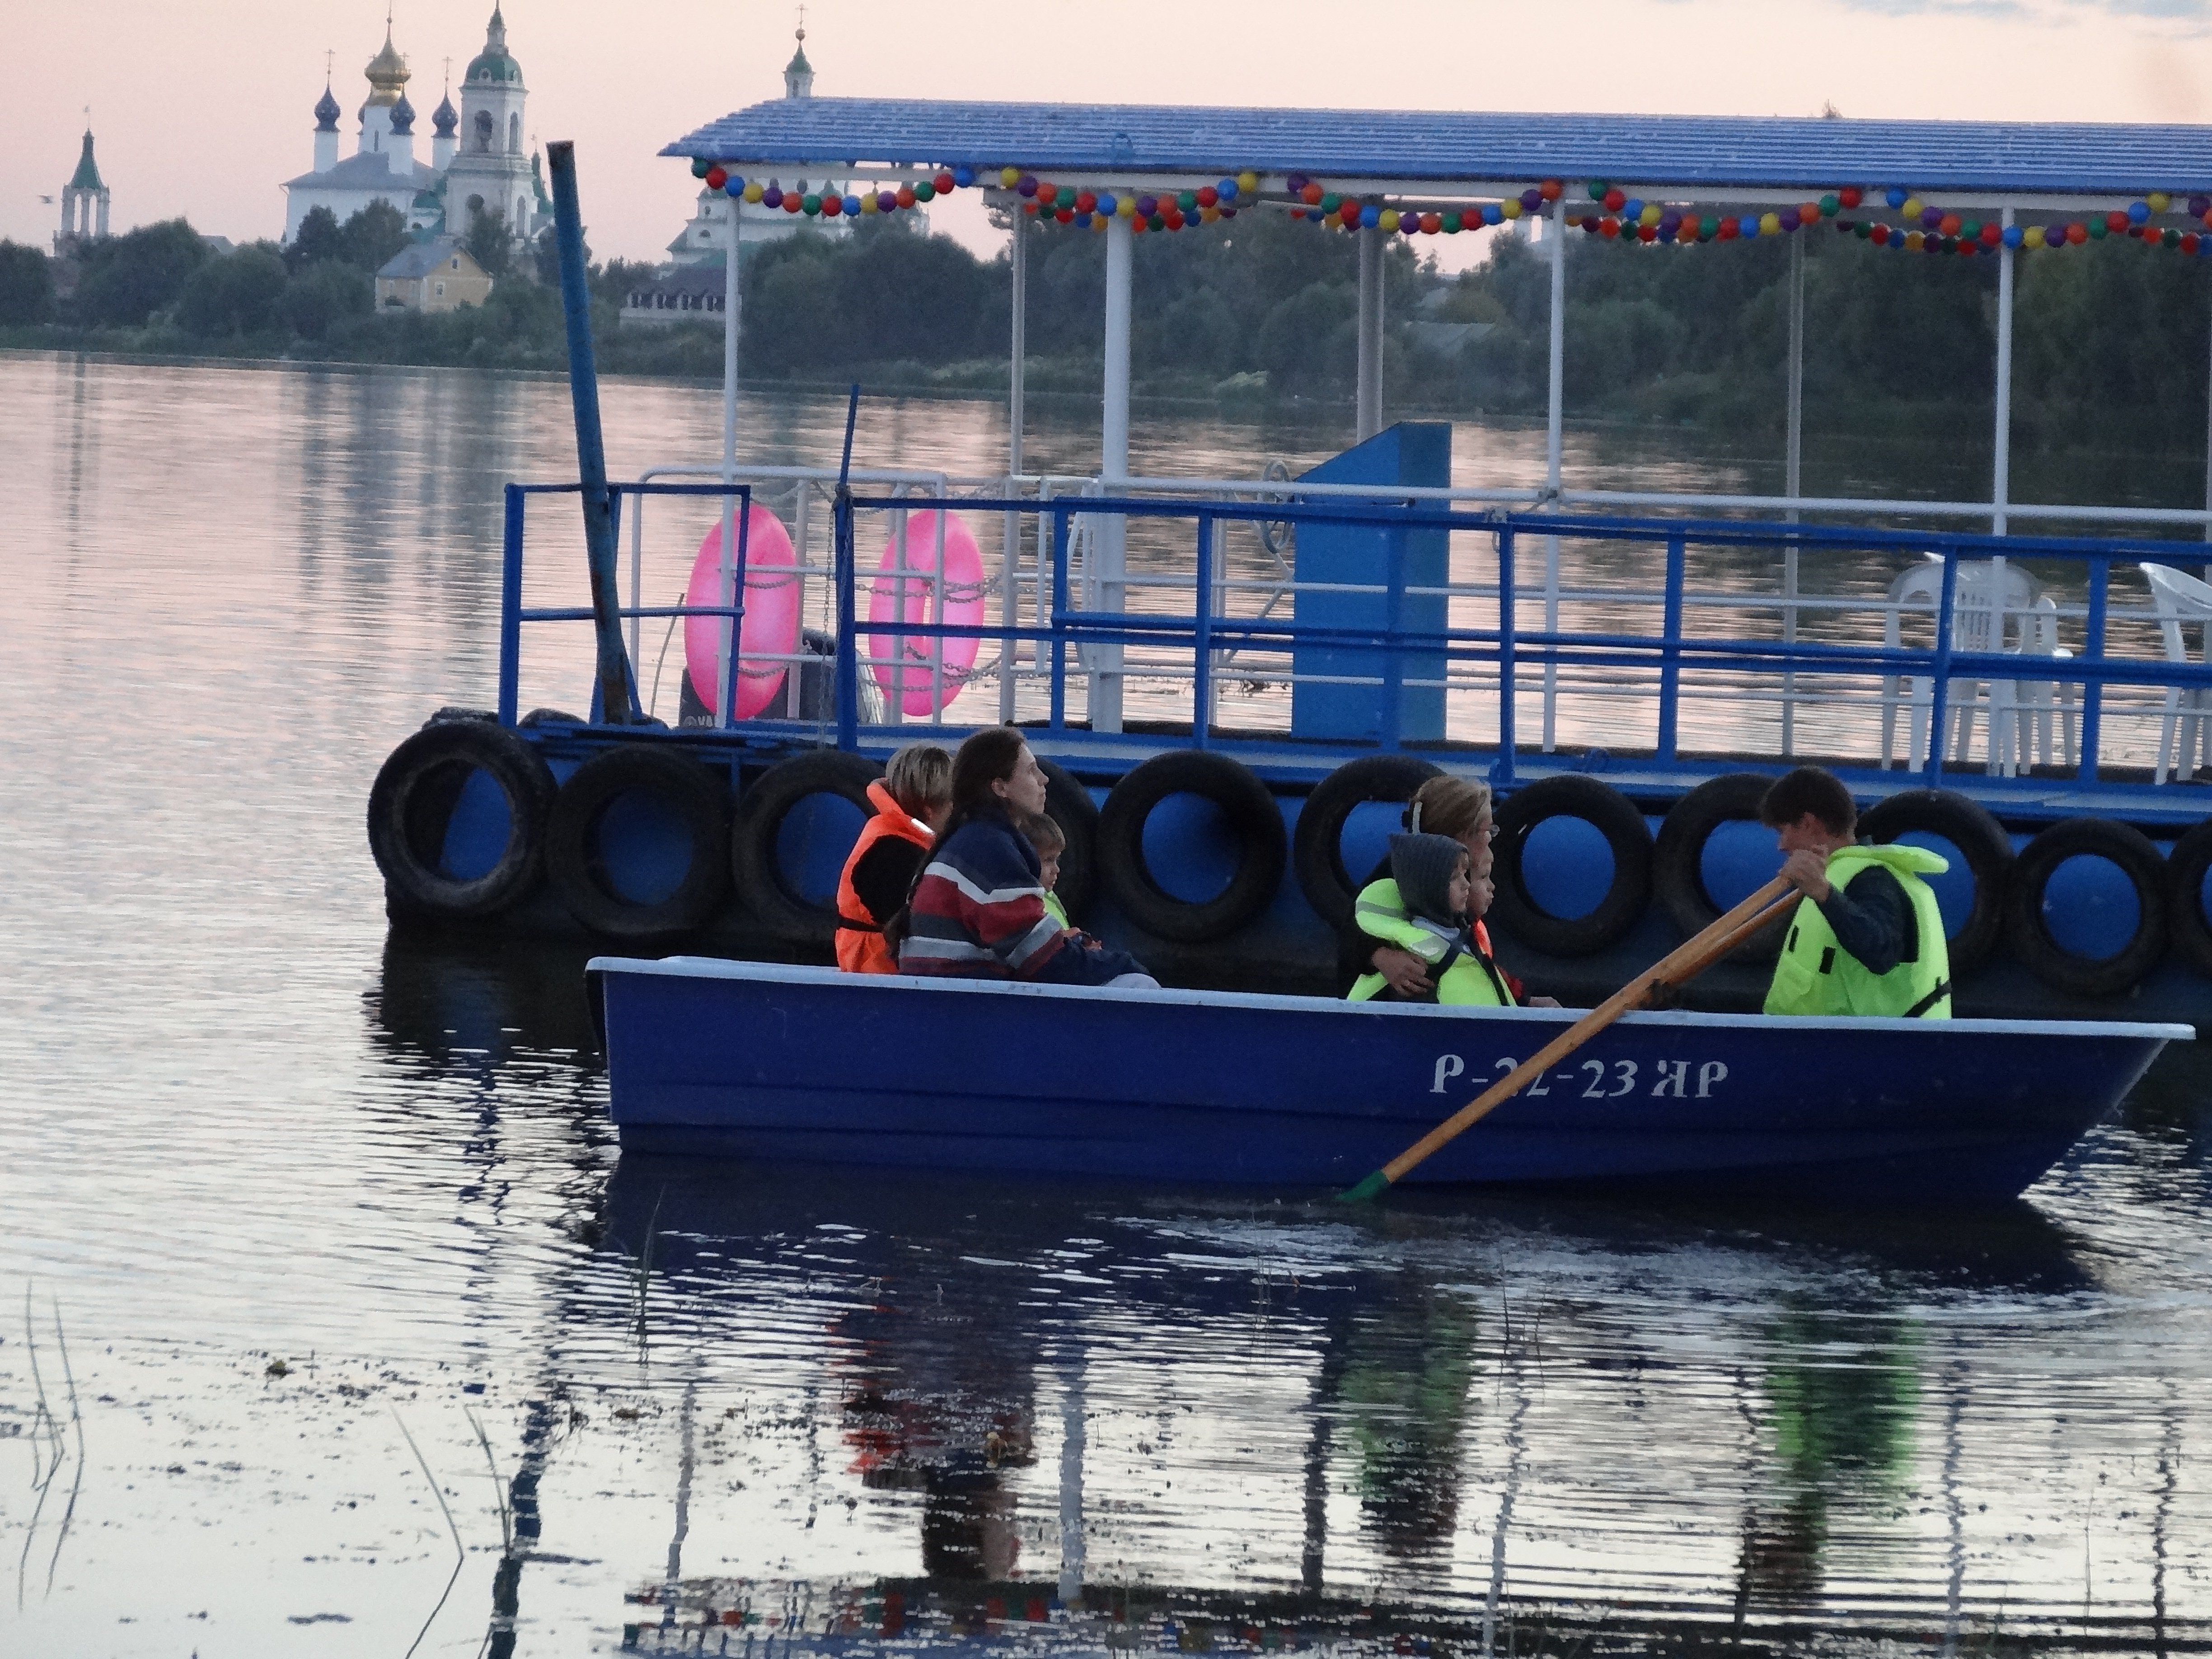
xmin=587 ymin=954 xmax=2198 ymax=1043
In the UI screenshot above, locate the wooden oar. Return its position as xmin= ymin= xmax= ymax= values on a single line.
xmin=1338 ymin=874 xmax=1803 ymax=1203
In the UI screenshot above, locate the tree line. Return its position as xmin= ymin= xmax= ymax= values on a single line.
xmin=7 ymin=198 xmax=2212 ymax=457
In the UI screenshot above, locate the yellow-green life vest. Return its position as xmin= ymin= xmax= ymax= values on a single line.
xmin=1044 ymin=890 xmax=1070 ymax=929
xmin=1763 ymin=844 xmax=1953 ymax=1019
xmin=1348 ymin=878 xmax=1516 ymax=1008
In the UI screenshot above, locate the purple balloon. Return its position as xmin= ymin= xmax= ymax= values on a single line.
xmin=1658 ymin=210 xmax=1682 ymax=232
xmin=877 ymin=190 xmax=898 ymax=213
xmin=1778 ymin=208 xmax=1800 ymax=232
xmin=1519 ymin=188 xmax=1542 ymax=211
xmin=1136 ymin=195 xmax=1158 ymax=217
xmin=762 ymin=186 xmax=783 ymax=209
xmin=1017 ymin=175 xmax=1038 ymax=197
xmin=1920 ymin=205 xmax=1943 ymax=229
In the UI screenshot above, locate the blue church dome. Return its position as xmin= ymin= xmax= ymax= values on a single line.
xmin=390 ymin=91 xmax=417 ymax=135
xmin=432 ymin=93 xmax=458 ymax=136
xmin=314 ymin=83 xmax=341 ymax=132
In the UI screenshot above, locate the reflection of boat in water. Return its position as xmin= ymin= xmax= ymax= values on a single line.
xmin=591 ymin=957 xmax=2184 ymax=1201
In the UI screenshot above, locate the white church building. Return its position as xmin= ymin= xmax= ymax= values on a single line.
xmin=281 ymin=7 xmax=547 ymax=246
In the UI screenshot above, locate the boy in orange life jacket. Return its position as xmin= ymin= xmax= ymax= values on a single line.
xmin=836 ymin=744 xmax=952 ymax=973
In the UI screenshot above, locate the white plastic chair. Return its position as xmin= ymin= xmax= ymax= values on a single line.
xmin=1994 ymin=595 xmax=2076 ymax=774
xmin=2139 ymin=562 xmax=2212 ymax=784
xmin=1880 ymin=558 xmax=2044 ymax=773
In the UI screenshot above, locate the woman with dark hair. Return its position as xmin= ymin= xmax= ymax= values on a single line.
xmin=898 ymin=727 xmax=1155 ymax=986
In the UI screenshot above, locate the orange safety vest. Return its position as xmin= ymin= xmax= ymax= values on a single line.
xmin=835 ymin=781 xmax=937 ymax=974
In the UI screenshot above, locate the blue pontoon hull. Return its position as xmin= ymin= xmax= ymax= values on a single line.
xmin=590 ymin=958 xmax=2188 ymax=1202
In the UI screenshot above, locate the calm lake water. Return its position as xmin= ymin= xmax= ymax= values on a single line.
xmin=4 ymin=350 xmax=2212 ymax=1657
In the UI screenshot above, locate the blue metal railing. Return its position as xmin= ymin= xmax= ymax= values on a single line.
xmin=497 ymin=483 xmax=2212 ymax=786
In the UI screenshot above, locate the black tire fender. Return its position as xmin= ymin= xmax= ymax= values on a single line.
xmin=1097 ymin=750 xmax=1287 ymax=943
xmin=1037 ymin=755 xmax=1101 ymax=925
xmin=1489 ymin=775 xmax=1654 ymax=958
xmin=367 ymin=718 xmax=556 ymax=920
xmin=1290 ymin=754 xmax=1444 ymax=928
xmin=544 ymin=745 xmax=733 ymax=938
xmin=728 ymin=749 xmax=883 ymax=945
xmin=1856 ymin=788 xmax=2014 ymax=975
xmin=1651 ymin=773 xmax=1790 ymax=964
xmin=2004 ymin=818 xmax=2171 ymax=998
xmin=2169 ymin=818 xmax=2212 ymax=980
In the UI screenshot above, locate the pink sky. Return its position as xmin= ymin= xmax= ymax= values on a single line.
xmin=8 ymin=0 xmax=2212 ymax=267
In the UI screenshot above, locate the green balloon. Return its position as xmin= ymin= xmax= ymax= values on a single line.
xmin=1148 ymin=213 xmax=1166 ymax=232
xmin=2089 ymin=218 xmax=2108 ymax=239
xmin=1700 ymin=216 xmax=1719 ymax=239
xmin=2165 ymin=226 xmax=2183 ymax=248
xmin=1054 ymin=185 xmax=1075 ymax=209
xmin=1177 ymin=190 xmax=1197 ymax=212
xmin=1442 ymin=211 xmax=1462 ymax=233
xmin=801 ymin=193 xmax=821 ymax=215
xmin=1819 ymin=192 xmax=1839 ymax=217
xmin=1854 ymin=219 xmax=1872 ymax=239
xmin=916 ymin=179 xmax=937 ymax=201
xmin=1587 ymin=179 xmax=1607 ymax=201
xmin=1319 ymin=193 xmax=1341 ymax=214
xmin=690 ymin=157 xmax=712 ymax=178
xmin=1960 ymin=218 xmax=1982 ymax=241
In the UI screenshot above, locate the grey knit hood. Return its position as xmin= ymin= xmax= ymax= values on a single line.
xmin=1388 ymin=832 xmax=1468 ymax=928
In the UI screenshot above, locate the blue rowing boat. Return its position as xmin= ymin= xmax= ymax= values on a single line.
xmin=589 ymin=958 xmax=2190 ymax=1202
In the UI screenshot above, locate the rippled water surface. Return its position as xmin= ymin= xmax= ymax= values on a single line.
xmin=3 ymin=352 xmax=2211 ymax=1658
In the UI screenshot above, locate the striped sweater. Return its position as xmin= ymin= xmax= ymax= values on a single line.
xmin=899 ymin=809 xmax=1141 ymax=984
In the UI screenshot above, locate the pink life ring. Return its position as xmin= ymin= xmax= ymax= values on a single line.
xmin=867 ymin=509 xmax=984 ymax=717
xmin=684 ymin=506 xmax=801 ymax=721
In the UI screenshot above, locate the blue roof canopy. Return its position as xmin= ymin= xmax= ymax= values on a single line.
xmin=666 ymin=98 xmax=2212 ymax=199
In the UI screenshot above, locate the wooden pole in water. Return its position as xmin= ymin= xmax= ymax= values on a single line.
xmin=1339 ymin=876 xmax=1800 ymax=1202
xmin=547 ymin=141 xmax=639 ymax=725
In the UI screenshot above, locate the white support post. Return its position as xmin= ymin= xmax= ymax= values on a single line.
xmin=1001 ymin=214 xmax=1027 ymax=722
xmin=1994 ymin=207 xmax=2015 ymax=539
xmin=1356 ymin=228 xmax=1383 ymax=443
xmin=1056 ymin=1359 xmax=1086 ymax=1607
xmin=716 ymin=195 xmax=742 ymax=726
xmin=1782 ymin=231 xmax=1805 ymax=756
xmin=1542 ymin=197 xmax=1566 ymax=752
xmin=1094 ymin=211 xmax=1133 ymax=734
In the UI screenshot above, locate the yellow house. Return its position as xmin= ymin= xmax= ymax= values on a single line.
xmin=375 ymin=237 xmax=493 ymax=313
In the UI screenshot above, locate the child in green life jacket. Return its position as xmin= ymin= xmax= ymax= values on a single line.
xmin=1023 ymin=813 xmax=1072 ymax=929
xmin=1348 ymin=833 xmax=1517 ymax=1008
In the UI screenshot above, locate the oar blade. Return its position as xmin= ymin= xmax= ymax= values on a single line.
xmin=1336 ymin=1168 xmax=1393 ymax=1205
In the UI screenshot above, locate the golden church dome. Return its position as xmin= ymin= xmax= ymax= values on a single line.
xmin=363 ymin=25 xmax=410 ymax=108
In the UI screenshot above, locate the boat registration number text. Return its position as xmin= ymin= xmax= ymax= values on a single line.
xmin=1430 ymin=1053 xmax=1729 ymax=1099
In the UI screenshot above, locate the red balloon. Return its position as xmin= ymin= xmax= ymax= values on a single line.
xmin=820 ymin=195 xmax=841 ymax=217
xmin=2067 ymin=221 xmax=2088 ymax=244
xmin=897 ymin=185 xmax=917 ymax=209
xmin=1302 ymin=182 xmax=1323 ymax=205
xmin=1938 ymin=213 xmax=1961 ymax=237
xmin=1196 ymin=185 xmax=1218 ymax=208
xmin=1539 ymin=178 xmax=1562 ymax=201
xmin=1839 ymin=187 xmax=1863 ymax=209
xmin=1870 ymin=223 xmax=1889 ymax=245
xmin=1165 ymin=208 xmax=1186 ymax=230
xmin=1637 ymin=223 xmax=1657 ymax=242
xmin=1718 ymin=216 xmax=1739 ymax=239
xmin=1075 ymin=190 xmax=1097 ymax=213
xmin=2189 ymin=232 xmax=2203 ymax=254
xmin=1131 ymin=215 xmax=1147 ymax=234
xmin=2105 ymin=211 xmax=2129 ymax=233
xmin=1979 ymin=222 xmax=2001 ymax=246
xmin=1420 ymin=211 xmax=1441 ymax=234
xmin=1054 ymin=208 xmax=1073 ymax=224
xmin=1339 ymin=202 xmax=1360 ymax=226
xmin=1603 ymin=187 xmax=1625 ymax=212
xmin=934 ymin=171 xmax=956 ymax=194
xmin=1599 ymin=216 xmax=1620 ymax=238
xmin=1036 ymin=181 xmax=1056 ymax=206
xmin=705 ymin=167 xmax=728 ymax=190
xmin=783 ymin=194 xmax=801 ymax=213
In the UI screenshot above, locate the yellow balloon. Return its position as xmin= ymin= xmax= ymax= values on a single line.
xmin=1901 ymin=196 xmax=1923 ymax=220
xmin=743 ymin=181 xmax=764 ymax=203
xmin=1759 ymin=211 xmax=1781 ymax=235
xmin=1001 ymin=166 xmax=1020 ymax=188
xmin=1905 ymin=229 xmax=1925 ymax=251
xmin=1501 ymin=198 xmax=1523 ymax=220
xmin=2150 ymin=191 xmax=2172 ymax=213
xmin=1379 ymin=208 xmax=1400 ymax=231
xmin=2023 ymin=224 xmax=2046 ymax=248
xmin=1091 ymin=213 xmax=1109 ymax=232
xmin=1202 ymin=205 xmax=1220 ymax=223
xmin=1237 ymin=170 xmax=1260 ymax=196
xmin=1640 ymin=202 xmax=1661 ymax=227
xmin=1117 ymin=194 xmax=1136 ymax=218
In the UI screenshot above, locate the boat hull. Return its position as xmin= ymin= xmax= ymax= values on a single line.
xmin=591 ymin=959 xmax=2188 ymax=1202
